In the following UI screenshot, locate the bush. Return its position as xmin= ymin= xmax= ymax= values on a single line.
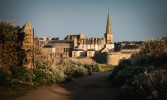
xmin=51 ymin=59 xmax=102 ymax=80
xmin=34 ymin=65 xmax=65 ymax=85
xmin=83 ymin=63 xmax=102 ymax=72
xmin=72 ymin=66 xmax=88 ymax=78
xmin=10 ymin=66 xmax=35 ymax=82
xmin=0 ymin=68 xmax=12 ymax=86
xmin=109 ymin=37 xmax=167 ymax=100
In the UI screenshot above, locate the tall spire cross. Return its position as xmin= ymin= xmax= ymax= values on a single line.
xmin=106 ymin=12 xmax=112 ymax=34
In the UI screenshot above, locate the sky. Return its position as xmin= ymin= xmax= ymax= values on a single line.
xmin=0 ymin=0 xmax=167 ymax=42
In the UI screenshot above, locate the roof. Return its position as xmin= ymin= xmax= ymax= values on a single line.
xmin=47 ymin=40 xmax=74 ymax=45
xmin=73 ymin=48 xmax=85 ymax=51
xmin=64 ymin=34 xmax=85 ymax=40
xmin=43 ymin=45 xmax=54 ymax=48
xmin=122 ymin=45 xmax=138 ymax=49
xmin=51 ymin=37 xmax=59 ymax=40
xmin=87 ymin=49 xmax=95 ymax=51
xmin=101 ymin=47 xmax=109 ymax=53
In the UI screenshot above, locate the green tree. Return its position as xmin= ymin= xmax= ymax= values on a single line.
xmin=0 ymin=21 xmax=21 ymax=58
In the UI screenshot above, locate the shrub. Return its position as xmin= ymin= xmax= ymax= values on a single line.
xmin=83 ymin=63 xmax=102 ymax=72
xmin=34 ymin=66 xmax=65 ymax=85
xmin=109 ymin=37 xmax=167 ymax=100
xmin=10 ymin=66 xmax=35 ymax=82
xmin=0 ymin=68 xmax=12 ymax=86
xmin=72 ymin=66 xmax=88 ymax=78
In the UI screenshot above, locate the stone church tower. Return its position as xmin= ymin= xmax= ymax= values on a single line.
xmin=104 ymin=12 xmax=113 ymax=43
xmin=103 ymin=12 xmax=114 ymax=52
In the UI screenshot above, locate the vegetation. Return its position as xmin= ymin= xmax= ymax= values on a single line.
xmin=0 ymin=59 xmax=102 ymax=88
xmin=0 ymin=21 xmax=102 ymax=88
xmin=109 ymin=37 xmax=167 ymax=100
xmin=0 ymin=21 xmax=21 ymax=42
xmin=100 ymin=64 xmax=115 ymax=71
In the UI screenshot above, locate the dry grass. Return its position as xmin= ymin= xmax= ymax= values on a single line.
xmin=100 ymin=64 xmax=115 ymax=71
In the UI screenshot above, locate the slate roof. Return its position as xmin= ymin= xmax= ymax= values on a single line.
xmin=43 ymin=45 xmax=54 ymax=48
xmin=47 ymin=40 xmax=74 ymax=44
xmin=73 ymin=48 xmax=85 ymax=51
xmin=122 ymin=45 xmax=138 ymax=49
xmin=87 ymin=49 xmax=95 ymax=51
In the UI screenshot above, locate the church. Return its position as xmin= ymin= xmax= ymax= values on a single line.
xmin=65 ymin=12 xmax=115 ymax=57
xmin=42 ymin=13 xmax=114 ymax=58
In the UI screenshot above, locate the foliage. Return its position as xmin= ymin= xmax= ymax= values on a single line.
xmin=34 ymin=68 xmax=64 ymax=85
xmin=57 ymin=60 xmax=88 ymax=79
xmin=0 ymin=58 xmax=101 ymax=88
xmin=0 ymin=21 xmax=102 ymax=88
xmin=109 ymin=37 xmax=167 ymax=100
xmin=83 ymin=63 xmax=102 ymax=72
xmin=100 ymin=64 xmax=115 ymax=71
xmin=0 ymin=68 xmax=12 ymax=87
xmin=0 ymin=21 xmax=21 ymax=42
xmin=10 ymin=66 xmax=35 ymax=82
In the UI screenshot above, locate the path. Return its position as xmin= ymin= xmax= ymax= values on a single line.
xmin=16 ymin=71 xmax=120 ymax=100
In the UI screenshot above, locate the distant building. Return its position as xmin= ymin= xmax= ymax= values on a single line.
xmin=72 ymin=48 xmax=85 ymax=57
xmin=46 ymin=40 xmax=74 ymax=57
xmin=42 ymin=45 xmax=55 ymax=54
xmin=87 ymin=49 xmax=96 ymax=57
xmin=42 ymin=45 xmax=55 ymax=60
xmin=70 ymin=12 xmax=114 ymax=57
xmin=35 ymin=37 xmax=51 ymax=47
xmin=41 ymin=12 xmax=143 ymax=65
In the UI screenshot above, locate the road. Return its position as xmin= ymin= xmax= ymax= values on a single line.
xmin=16 ymin=71 xmax=120 ymax=100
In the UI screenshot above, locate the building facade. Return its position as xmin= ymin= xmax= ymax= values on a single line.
xmin=41 ymin=13 xmax=142 ymax=65
xmin=46 ymin=40 xmax=74 ymax=57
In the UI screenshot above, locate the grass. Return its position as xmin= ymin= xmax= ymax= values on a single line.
xmin=100 ymin=64 xmax=115 ymax=71
xmin=0 ymin=87 xmax=33 ymax=100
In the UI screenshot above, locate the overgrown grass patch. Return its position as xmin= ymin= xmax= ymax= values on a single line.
xmin=100 ymin=64 xmax=115 ymax=71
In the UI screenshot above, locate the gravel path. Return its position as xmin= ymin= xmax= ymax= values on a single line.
xmin=16 ymin=71 xmax=120 ymax=100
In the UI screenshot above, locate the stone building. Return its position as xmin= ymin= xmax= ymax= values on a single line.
xmin=72 ymin=48 xmax=85 ymax=57
xmin=41 ymin=12 xmax=114 ymax=58
xmin=42 ymin=45 xmax=55 ymax=54
xmin=41 ymin=12 xmax=142 ymax=65
xmin=35 ymin=37 xmax=52 ymax=47
xmin=106 ymin=42 xmax=143 ymax=65
xmin=46 ymin=40 xmax=74 ymax=57
xmin=42 ymin=45 xmax=55 ymax=60
xmin=70 ymin=12 xmax=114 ymax=57
xmin=87 ymin=49 xmax=96 ymax=57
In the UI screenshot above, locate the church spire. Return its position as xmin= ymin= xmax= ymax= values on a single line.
xmin=104 ymin=12 xmax=113 ymax=43
xmin=106 ymin=12 xmax=111 ymax=34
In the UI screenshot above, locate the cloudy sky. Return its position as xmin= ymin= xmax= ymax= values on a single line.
xmin=0 ymin=0 xmax=167 ymax=41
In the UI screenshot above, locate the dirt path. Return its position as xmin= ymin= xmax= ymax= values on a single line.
xmin=15 ymin=71 xmax=120 ymax=100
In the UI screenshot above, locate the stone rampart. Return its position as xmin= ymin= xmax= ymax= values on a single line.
xmin=0 ymin=22 xmax=33 ymax=70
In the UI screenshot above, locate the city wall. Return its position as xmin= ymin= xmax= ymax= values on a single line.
xmin=0 ymin=22 xmax=33 ymax=71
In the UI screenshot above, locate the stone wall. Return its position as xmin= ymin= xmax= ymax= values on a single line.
xmin=20 ymin=22 xmax=33 ymax=68
xmin=106 ymin=52 xmax=121 ymax=65
xmin=0 ymin=22 xmax=33 ymax=70
xmin=106 ymin=51 xmax=138 ymax=65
